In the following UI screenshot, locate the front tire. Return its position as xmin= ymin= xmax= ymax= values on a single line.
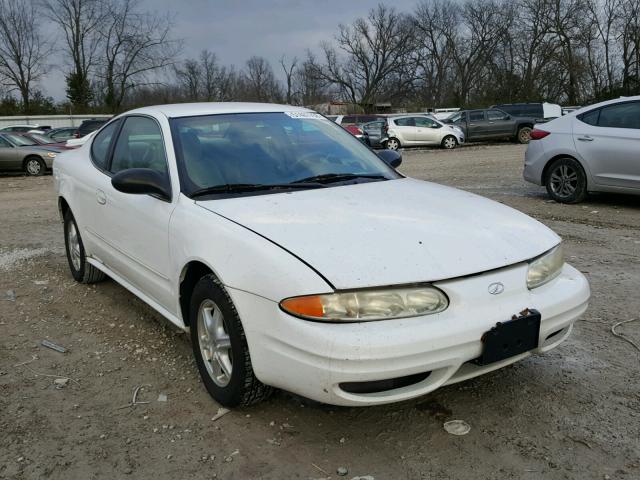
xmin=385 ymin=137 xmax=400 ymax=151
xmin=190 ymin=274 xmax=272 ymax=407
xmin=545 ymin=157 xmax=587 ymax=203
xmin=63 ymin=211 xmax=106 ymax=283
xmin=441 ymin=135 xmax=457 ymax=149
xmin=517 ymin=127 xmax=532 ymax=144
xmin=24 ymin=156 xmax=46 ymax=176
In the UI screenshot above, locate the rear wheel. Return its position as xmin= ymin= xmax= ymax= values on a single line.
xmin=24 ymin=156 xmax=45 ymax=176
xmin=441 ymin=135 xmax=457 ymax=149
xmin=190 ymin=274 xmax=272 ymax=407
xmin=63 ymin=211 xmax=106 ymax=283
xmin=545 ymin=157 xmax=587 ymax=203
xmin=385 ymin=137 xmax=400 ymax=151
xmin=517 ymin=127 xmax=532 ymax=144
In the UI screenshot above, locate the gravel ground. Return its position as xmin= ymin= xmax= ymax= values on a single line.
xmin=1 ymin=143 xmax=639 ymax=480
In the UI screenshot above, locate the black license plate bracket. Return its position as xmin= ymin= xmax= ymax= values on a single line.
xmin=475 ymin=309 xmax=541 ymax=365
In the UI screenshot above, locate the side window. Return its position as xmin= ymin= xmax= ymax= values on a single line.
xmin=469 ymin=111 xmax=485 ymax=122
xmin=394 ymin=117 xmax=415 ymax=127
xmin=415 ymin=117 xmax=437 ymax=127
xmin=110 ymin=117 xmax=168 ymax=175
xmin=0 ymin=136 xmax=11 ymax=147
xmin=597 ymin=102 xmax=640 ymax=129
xmin=579 ymin=109 xmax=599 ymax=126
xmin=90 ymin=120 xmax=121 ymax=170
xmin=487 ymin=110 xmax=506 ymax=121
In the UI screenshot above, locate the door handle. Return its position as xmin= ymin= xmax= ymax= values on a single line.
xmin=577 ymin=136 xmax=594 ymax=142
xmin=96 ymin=189 xmax=106 ymax=205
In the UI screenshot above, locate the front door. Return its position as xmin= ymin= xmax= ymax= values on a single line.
xmin=91 ymin=116 xmax=176 ymax=311
xmin=573 ymin=101 xmax=640 ymax=189
xmin=414 ymin=116 xmax=443 ymax=145
xmin=467 ymin=110 xmax=488 ymax=140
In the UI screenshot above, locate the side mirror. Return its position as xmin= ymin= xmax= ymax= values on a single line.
xmin=377 ymin=149 xmax=402 ymax=169
xmin=111 ymin=168 xmax=171 ymax=201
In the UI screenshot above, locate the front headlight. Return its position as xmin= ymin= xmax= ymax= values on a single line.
xmin=280 ymin=286 xmax=449 ymax=322
xmin=46 ymin=152 xmax=57 ymax=158
xmin=527 ymin=244 xmax=564 ymax=289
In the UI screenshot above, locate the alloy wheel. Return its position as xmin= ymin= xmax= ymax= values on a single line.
xmin=386 ymin=138 xmax=399 ymax=150
xmin=26 ymin=159 xmax=42 ymax=175
xmin=197 ymin=299 xmax=233 ymax=387
xmin=443 ymin=137 xmax=456 ymax=149
xmin=549 ymin=164 xmax=578 ymax=198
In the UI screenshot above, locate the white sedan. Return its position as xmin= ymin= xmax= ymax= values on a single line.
xmin=53 ymin=103 xmax=590 ymax=407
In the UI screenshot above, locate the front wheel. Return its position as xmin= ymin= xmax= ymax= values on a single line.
xmin=190 ymin=274 xmax=272 ymax=407
xmin=441 ymin=135 xmax=457 ymax=149
xmin=385 ymin=137 xmax=400 ymax=151
xmin=24 ymin=156 xmax=46 ymax=176
xmin=545 ymin=157 xmax=587 ymax=203
xmin=517 ymin=127 xmax=532 ymax=144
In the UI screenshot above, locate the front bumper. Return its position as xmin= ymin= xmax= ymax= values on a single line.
xmin=229 ymin=262 xmax=589 ymax=406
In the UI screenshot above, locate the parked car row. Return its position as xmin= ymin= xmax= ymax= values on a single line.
xmin=329 ymin=102 xmax=562 ymax=150
xmin=0 ymin=119 xmax=109 ymax=175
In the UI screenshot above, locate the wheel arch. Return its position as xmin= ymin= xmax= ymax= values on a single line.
xmin=58 ymin=196 xmax=70 ymax=222
xmin=179 ymin=260 xmax=219 ymax=326
xmin=541 ymin=154 xmax=587 ymax=186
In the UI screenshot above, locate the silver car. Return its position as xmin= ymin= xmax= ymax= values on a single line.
xmin=381 ymin=115 xmax=465 ymax=150
xmin=524 ymin=96 xmax=640 ymax=203
xmin=0 ymin=133 xmax=61 ymax=176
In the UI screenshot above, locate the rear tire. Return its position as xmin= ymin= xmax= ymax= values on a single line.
xmin=441 ymin=135 xmax=457 ymax=149
xmin=63 ymin=211 xmax=106 ymax=283
xmin=545 ymin=157 xmax=587 ymax=204
xmin=190 ymin=274 xmax=272 ymax=407
xmin=24 ymin=156 xmax=46 ymax=176
xmin=517 ymin=127 xmax=532 ymax=144
xmin=385 ymin=137 xmax=400 ymax=151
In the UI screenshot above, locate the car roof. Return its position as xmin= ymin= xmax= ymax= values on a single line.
xmin=571 ymin=95 xmax=640 ymax=115
xmin=125 ymin=102 xmax=314 ymax=119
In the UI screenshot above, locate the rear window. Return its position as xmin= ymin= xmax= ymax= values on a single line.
xmin=394 ymin=117 xmax=414 ymax=127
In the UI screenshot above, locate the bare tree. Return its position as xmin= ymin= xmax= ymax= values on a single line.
xmin=280 ymin=55 xmax=298 ymax=104
xmin=315 ymin=4 xmax=416 ymax=109
xmin=98 ymin=0 xmax=181 ymax=112
xmin=42 ymin=0 xmax=107 ymax=108
xmin=413 ymin=0 xmax=457 ymax=106
xmin=0 ymin=0 xmax=51 ymax=112
xmin=240 ymin=56 xmax=282 ymax=102
xmin=175 ymin=59 xmax=201 ymax=100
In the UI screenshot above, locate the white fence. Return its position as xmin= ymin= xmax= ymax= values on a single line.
xmin=0 ymin=114 xmax=111 ymax=129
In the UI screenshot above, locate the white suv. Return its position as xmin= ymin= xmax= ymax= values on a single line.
xmin=524 ymin=96 xmax=640 ymax=203
xmin=382 ymin=115 xmax=464 ymax=150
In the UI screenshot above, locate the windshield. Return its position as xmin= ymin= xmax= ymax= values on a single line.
xmin=171 ymin=112 xmax=399 ymax=197
xmin=5 ymin=134 xmax=37 ymax=146
xmin=30 ymin=133 xmax=56 ymax=144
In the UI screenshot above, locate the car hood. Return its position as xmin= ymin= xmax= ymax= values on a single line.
xmin=197 ymin=178 xmax=560 ymax=289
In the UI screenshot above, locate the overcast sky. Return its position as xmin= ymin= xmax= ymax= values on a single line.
xmin=44 ymin=0 xmax=418 ymax=101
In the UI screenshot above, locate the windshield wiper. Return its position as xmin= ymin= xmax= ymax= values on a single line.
xmin=292 ymin=173 xmax=388 ymax=184
xmin=190 ymin=182 xmax=326 ymax=198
